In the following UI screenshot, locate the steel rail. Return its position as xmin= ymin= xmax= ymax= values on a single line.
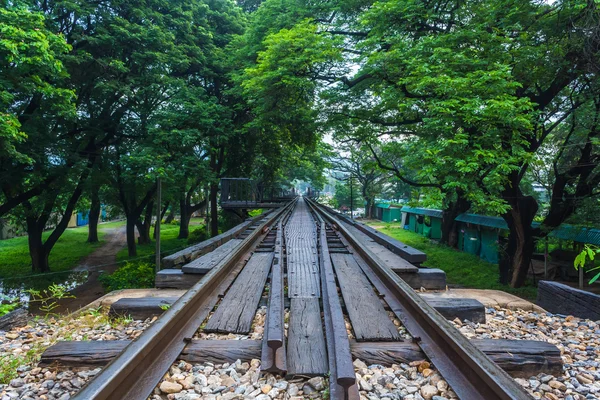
xmin=74 ymin=200 xmax=296 ymax=400
xmin=306 ymin=198 xmax=531 ymax=400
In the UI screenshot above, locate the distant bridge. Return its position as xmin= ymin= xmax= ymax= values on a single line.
xmin=220 ymin=178 xmax=297 ymax=209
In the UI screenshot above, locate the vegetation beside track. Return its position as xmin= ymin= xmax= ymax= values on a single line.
xmin=115 ymin=218 xmax=205 ymax=263
xmin=0 ymin=226 xmax=106 ymax=280
xmin=365 ymin=221 xmax=538 ymax=300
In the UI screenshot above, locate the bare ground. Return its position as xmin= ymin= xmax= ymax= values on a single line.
xmin=54 ymin=226 xmax=127 ymax=313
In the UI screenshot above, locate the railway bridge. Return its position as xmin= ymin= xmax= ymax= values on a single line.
xmin=39 ymin=196 xmax=561 ymax=400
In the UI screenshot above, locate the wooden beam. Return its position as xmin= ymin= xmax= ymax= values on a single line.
xmin=39 ymin=339 xmax=562 ymax=378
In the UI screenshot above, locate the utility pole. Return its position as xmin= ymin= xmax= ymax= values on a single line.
xmin=350 ymin=175 xmax=354 ymax=220
xmin=155 ymin=176 xmax=161 ymax=273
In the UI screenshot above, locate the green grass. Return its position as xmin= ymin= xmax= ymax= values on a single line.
xmin=0 ymin=225 xmax=107 ymax=280
xmin=97 ymin=220 xmax=126 ymax=229
xmin=365 ymin=221 xmax=538 ymax=300
xmin=116 ymin=218 xmax=204 ymax=262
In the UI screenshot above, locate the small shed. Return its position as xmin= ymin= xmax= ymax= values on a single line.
xmin=400 ymin=207 xmax=443 ymax=239
xmin=376 ymin=203 xmax=403 ymax=223
xmin=455 ymin=214 xmax=506 ymax=263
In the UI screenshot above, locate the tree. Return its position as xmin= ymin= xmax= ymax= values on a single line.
xmin=243 ymin=0 xmax=600 ymax=288
xmin=330 ymin=144 xmax=389 ymax=218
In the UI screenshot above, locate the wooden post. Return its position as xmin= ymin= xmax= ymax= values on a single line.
xmin=544 ymin=237 xmax=548 ymax=280
xmin=155 ymin=177 xmax=161 ymax=273
xmin=350 ymin=175 xmax=354 ymax=220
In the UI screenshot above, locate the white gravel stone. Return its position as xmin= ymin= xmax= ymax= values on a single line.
xmin=451 ymin=306 xmax=600 ymax=400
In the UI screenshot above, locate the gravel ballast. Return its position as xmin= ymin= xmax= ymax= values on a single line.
xmin=1 ymin=302 xmax=599 ymax=400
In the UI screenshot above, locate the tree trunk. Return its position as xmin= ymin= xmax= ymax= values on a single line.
xmin=440 ymin=192 xmax=471 ymax=248
xmin=26 ymin=217 xmax=50 ymax=273
xmin=165 ymin=209 xmax=175 ymax=224
xmin=364 ymin=197 xmax=373 ymax=219
xmin=210 ymin=183 xmax=219 ymax=237
xmin=87 ymin=188 xmax=101 ymax=243
xmin=126 ymin=217 xmax=137 ymax=257
xmin=503 ymin=192 xmax=538 ymax=288
xmin=178 ymin=196 xmax=191 ymax=239
xmin=136 ymin=201 xmax=153 ymax=245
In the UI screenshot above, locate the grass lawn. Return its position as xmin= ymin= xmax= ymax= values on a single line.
xmin=364 ymin=221 xmax=539 ymax=300
xmin=116 ymin=218 xmax=205 ymax=263
xmin=0 ymin=225 xmax=108 ymax=280
xmin=97 ymin=220 xmax=126 ymax=230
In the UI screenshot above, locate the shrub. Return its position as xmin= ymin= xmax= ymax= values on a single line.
xmin=187 ymin=226 xmax=208 ymax=244
xmin=99 ymin=262 xmax=155 ymax=292
xmin=0 ymin=302 xmax=18 ymax=317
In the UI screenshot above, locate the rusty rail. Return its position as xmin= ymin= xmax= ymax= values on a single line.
xmin=306 ymin=198 xmax=530 ymax=400
xmin=74 ymin=200 xmax=296 ymax=400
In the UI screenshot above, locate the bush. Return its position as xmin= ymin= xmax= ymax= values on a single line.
xmin=99 ymin=262 xmax=155 ymax=292
xmin=187 ymin=226 xmax=208 ymax=244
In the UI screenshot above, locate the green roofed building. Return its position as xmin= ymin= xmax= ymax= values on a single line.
xmin=376 ymin=203 xmax=403 ymax=223
xmin=454 ymin=214 xmax=506 ymax=263
xmin=400 ymin=207 xmax=443 ymax=240
xmin=398 ymin=208 xmax=600 ymax=265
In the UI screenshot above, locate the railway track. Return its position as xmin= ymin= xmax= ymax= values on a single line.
xmin=60 ymin=196 xmax=537 ymax=400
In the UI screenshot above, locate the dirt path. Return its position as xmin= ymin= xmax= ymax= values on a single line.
xmin=55 ymin=226 xmax=127 ymax=313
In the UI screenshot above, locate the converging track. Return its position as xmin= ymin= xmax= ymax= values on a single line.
xmin=62 ymin=196 xmax=533 ymax=400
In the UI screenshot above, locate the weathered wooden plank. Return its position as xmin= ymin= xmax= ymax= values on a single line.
xmin=40 ymin=338 xmax=562 ymax=378
xmin=286 ymin=198 xmax=320 ymax=298
xmin=350 ymin=339 xmax=563 ymax=378
xmin=331 ymin=253 xmax=400 ymax=341
xmin=109 ymin=297 xmax=178 ymax=320
xmin=0 ymin=308 xmax=28 ymax=331
xmin=161 ymin=213 xmax=267 ymax=268
xmin=342 ymin=223 xmax=418 ymax=273
xmin=181 ymin=239 xmax=243 ymax=274
xmin=39 ymin=340 xmax=263 ymax=368
xmin=39 ymin=341 xmax=129 ymax=367
xmin=537 ymin=280 xmax=600 ymax=320
xmin=398 ymin=268 xmax=446 ymax=290
xmin=421 ymin=297 xmax=486 ymax=323
xmin=287 ymin=298 xmax=328 ymax=376
xmin=180 ymin=340 xmax=262 ymax=365
xmin=204 ymin=253 xmax=273 ymax=334
xmin=155 ymin=269 xmax=201 ymax=289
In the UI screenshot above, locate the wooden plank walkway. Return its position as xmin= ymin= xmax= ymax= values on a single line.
xmin=204 ymin=252 xmax=274 ymax=334
xmin=285 ymin=198 xmax=328 ymax=376
xmin=286 ymin=198 xmax=320 ymax=298
xmin=331 ymin=253 xmax=401 ymax=341
xmin=287 ymin=298 xmax=328 ymax=376
xmin=343 ymin=223 xmax=418 ymax=273
xmin=181 ymin=239 xmax=243 ymax=274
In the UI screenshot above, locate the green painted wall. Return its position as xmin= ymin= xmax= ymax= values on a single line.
xmin=430 ymin=218 xmax=442 ymax=240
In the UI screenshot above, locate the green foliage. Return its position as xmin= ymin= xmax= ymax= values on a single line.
xmin=0 ymin=301 xmax=18 ymax=317
xmin=0 ymin=344 xmax=43 ymax=384
xmin=0 ymin=225 xmax=105 ymax=279
xmin=575 ymin=245 xmax=600 ymax=284
xmin=370 ymin=222 xmax=538 ymax=300
xmin=248 ymin=209 xmax=264 ymax=217
xmin=0 ymin=7 xmax=74 ymax=163
xmin=26 ymin=284 xmax=75 ymax=316
xmin=159 ymin=304 xmax=171 ymax=311
xmin=332 ymin=180 xmax=364 ymax=211
xmin=188 ymin=226 xmax=209 ymax=245
xmin=99 ymin=262 xmax=155 ymax=292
